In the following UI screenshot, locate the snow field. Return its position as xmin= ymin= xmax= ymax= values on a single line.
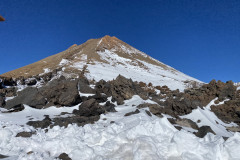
xmin=0 ymin=96 xmax=240 ymax=160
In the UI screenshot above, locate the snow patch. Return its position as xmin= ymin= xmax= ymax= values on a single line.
xmin=59 ymin=59 xmax=69 ymax=66
xmin=43 ymin=68 xmax=50 ymax=73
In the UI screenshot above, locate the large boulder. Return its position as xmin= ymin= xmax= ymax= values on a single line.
xmin=73 ymin=98 xmax=105 ymax=117
xmin=58 ymin=153 xmax=72 ymax=160
xmin=78 ymin=77 xmax=95 ymax=94
xmin=38 ymin=76 xmax=81 ymax=107
xmin=4 ymin=87 xmax=46 ymax=109
xmin=194 ymin=126 xmax=215 ymax=138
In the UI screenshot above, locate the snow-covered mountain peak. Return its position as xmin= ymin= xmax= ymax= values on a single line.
xmin=1 ymin=36 xmax=202 ymax=90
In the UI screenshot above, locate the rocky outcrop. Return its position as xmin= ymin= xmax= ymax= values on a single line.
xmin=4 ymin=87 xmax=46 ymax=109
xmin=95 ymin=75 xmax=147 ymax=105
xmin=0 ymin=87 xmax=17 ymax=97
xmin=27 ymin=99 xmax=116 ymax=129
xmin=39 ymin=76 xmax=81 ymax=107
xmin=211 ymin=99 xmax=240 ymax=125
xmin=58 ymin=153 xmax=72 ymax=160
xmin=3 ymin=76 xmax=82 ymax=109
xmin=149 ymin=80 xmax=239 ymax=118
xmin=194 ymin=126 xmax=216 ymax=138
xmin=73 ymin=98 xmax=105 ymax=117
xmin=25 ymin=79 xmax=37 ymax=86
xmin=0 ymin=77 xmax=16 ymax=87
xmin=78 ymin=77 xmax=95 ymax=94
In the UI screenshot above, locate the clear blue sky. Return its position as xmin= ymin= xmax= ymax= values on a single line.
xmin=1 ymin=0 xmax=240 ymax=83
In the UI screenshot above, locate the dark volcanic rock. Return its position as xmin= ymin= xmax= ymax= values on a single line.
xmin=26 ymin=79 xmax=37 ymax=86
xmin=87 ymin=92 xmax=108 ymax=103
xmin=16 ymin=76 xmax=25 ymax=85
xmin=7 ymin=104 xmax=25 ymax=112
xmin=0 ymin=79 xmax=3 ymax=89
xmin=53 ymin=116 xmax=100 ymax=128
xmin=218 ymin=81 xmax=236 ymax=101
xmin=124 ymin=109 xmax=140 ymax=116
xmin=95 ymin=75 xmax=147 ymax=105
xmin=5 ymin=77 xmax=82 ymax=109
xmin=42 ymin=72 xmax=53 ymax=82
xmin=58 ymin=153 xmax=72 ymax=160
xmin=1 ymin=77 xmax=16 ymax=86
xmin=211 ymin=99 xmax=240 ymax=125
xmin=0 ymin=87 xmax=17 ymax=97
xmin=175 ymin=118 xmax=199 ymax=130
xmin=73 ymin=98 xmax=105 ymax=117
xmin=145 ymin=110 xmax=152 ymax=116
xmin=39 ymin=76 xmax=81 ymax=107
xmin=0 ymin=95 xmax=5 ymax=107
xmin=78 ymin=77 xmax=95 ymax=94
xmin=148 ymin=79 xmax=239 ymax=120
xmin=0 ymin=154 xmax=8 ymax=159
xmin=16 ymin=131 xmax=35 ymax=138
xmin=4 ymin=87 xmax=46 ymax=109
xmin=195 ymin=126 xmax=216 ymax=138
xmin=27 ymin=115 xmax=52 ymax=129
xmin=103 ymin=101 xmax=116 ymax=112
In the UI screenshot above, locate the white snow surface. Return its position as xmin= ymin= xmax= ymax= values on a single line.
xmin=181 ymin=98 xmax=237 ymax=137
xmin=0 ymin=96 xmax=240 ymax=160
xmin=69 ymin=49 xmax=201 ymax=91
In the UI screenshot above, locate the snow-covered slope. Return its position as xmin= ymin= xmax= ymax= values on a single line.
xmin=0 ymin=96 xmax=239 ymax=160
xmin=1 ymin=35 xmax=202 ymax=91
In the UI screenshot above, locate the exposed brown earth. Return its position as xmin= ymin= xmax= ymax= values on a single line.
xmin=1 ymin=35 xmax=178 ymax=79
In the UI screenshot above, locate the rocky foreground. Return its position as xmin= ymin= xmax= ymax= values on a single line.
xmin=0 ymin=73 xmax=240 ymax=159
xmin=0 ymin=71 xmax=240 ymax=132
